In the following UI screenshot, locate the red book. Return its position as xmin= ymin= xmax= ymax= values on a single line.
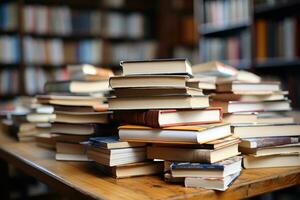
xmin=113 ymin=108 xmax=222 ymax=128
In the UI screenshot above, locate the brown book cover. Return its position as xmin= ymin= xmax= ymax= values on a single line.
xmin=240 ymin=136 xmax=300 ymax=149
xmin=255 ymin=19 xmax=267 ymax=60
xmin=113 ymin=108 xmax=222 ymax=128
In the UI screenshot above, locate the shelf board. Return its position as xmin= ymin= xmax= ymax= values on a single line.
xmin=255 ymin=58 xmax=300 ymax=68
xmin=254 ymin=1 xmax=300 ymax=15
xmin=25 ymin=62 xmax=121 ymax=69
xmin=0 ymin=29 xmax=19 ymax=35
xmin=200 ymin=21 xmax=251 ymax=36
xmin=0 ymin=63 xmax=20 ymax=69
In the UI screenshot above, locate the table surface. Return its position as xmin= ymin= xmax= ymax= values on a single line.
xmin=0 ymin=132 xmax=300 ymax=200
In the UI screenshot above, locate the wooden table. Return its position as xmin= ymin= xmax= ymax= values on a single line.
xmin=0 ymin=132 xmax=300 ymax=200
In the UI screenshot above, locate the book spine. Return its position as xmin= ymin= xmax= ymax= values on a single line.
xmin=114 ymin=110 xmax=161 ymax=128
xmin=251 ymin=136 xmax=300 ymax=148
xmin=171 ymin=162 xmax=224 ymax=170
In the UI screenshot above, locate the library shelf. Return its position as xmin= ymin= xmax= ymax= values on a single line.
xmin=200 ymin=21 xmax=251 ymax=36
xmin=254 ymin=1 xmax=300 ymax=16
xmin=0 ymin=63 xmax=20 ymax=69
xmin=255 ymin=59 xmax=300 ymax=69
xmin=0 ymin=29 xmax=19 ymax=35
xmin=23 ymin=32 xmax=103 ymax=40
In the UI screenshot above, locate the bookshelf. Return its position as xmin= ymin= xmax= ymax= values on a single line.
xmin=0 ymin=0 xmax=161 ymax=97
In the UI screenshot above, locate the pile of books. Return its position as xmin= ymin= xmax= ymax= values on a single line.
xmin=87 ymin=59 xmax=242 ymax=190
xmin=193 ymin=61 xmax=300 ymax=169
xmin=37 ymin=65 xmax=117 ymax=161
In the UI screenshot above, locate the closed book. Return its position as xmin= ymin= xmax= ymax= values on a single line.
xmin=239 ymin=143 xmax=300 ymax=156
xmin=120 ymin=58 xmax=192 ymax=76
xmin=147 ymin=144 xmax=239 ymax=163
xmin=94 ymin=161 xmax=163 ymax=178
xmin=223 ymin=113 xmax=257 ymax=124
xmin=55 ymin=154 xmax=90 ymax=162
xmin=232 ymin=123 xmax=300 ymax=139
xmin=108 ymin=95 xmax=209 ymax=110
xmin=239 ymin=136 xmax=300 ymax=149
xmin=192 ymin=61 xmax=238 ymax=77
xmin=113 ymin=108 xmax=222 ymax=128
xmin=243 ymin=154 xmax=300 ymax=169
xmin=109 ymin=75 xmax=188 ymax=89
xmin=119 ymin=123 xmax=231 ymax=144
xmin=114 ymin=87 xmax=203 ymax=98
xmin=216 ymin=81 xmax=281 ymax=93
xmin=56 ymin=142 xmax=87 ymax=154
xmin=186 ymin=78 xmax=216 ymax=90
xmin=44 ymin=80 xmax=109 ymax=94
xmin=54 ymin=112 xmax=110 ymax=124
xmin=185 ymin=171 xmax=240 ymax=191
xmin=54 ymin=134 xmax=90 ymax=143
xmin=88 ymin=136 xmax=146 ymax=149
xmin=255 ymin=19 xmax=267 ymax=60
xmin=171 ymin=156 xmax=242 ymax=178
xmin=210 ymin=100 xmax=291 ymax=113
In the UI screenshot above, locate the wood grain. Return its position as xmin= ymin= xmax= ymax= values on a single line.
xmin=0 ymin=132 xmax=300 ymax=199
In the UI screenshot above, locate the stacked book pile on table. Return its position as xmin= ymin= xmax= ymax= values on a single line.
xmin=192 ymin=61 xmax=300 ymax=169
xmin=36 ymin=65 xmax=118 ymax=161
xmin=85 ymin=59 xmax=243 ymax=191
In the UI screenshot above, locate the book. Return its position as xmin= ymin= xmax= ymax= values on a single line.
xmin=120 ymin=58 xmax=192 ymax=76
xmin=243 ymin=154 xmax=300 ymax=169
xmin=239 ymin=143 xmax=300 ymax=156
xmin=56 ymin=142 xmax=90 ymax=161
xmin=212 ymin=91 xmax=288 ymax=102
xmin=223 ymin=113 xmax=257 ymax=124
xmin=67 ymin=64 xmax=113 ymax=81
xmin=256 ymin=112 xmax=294 ymax=124
xmin=119 ymin=123 xmax=232 ymax=144
xmin=113 ymin=108 xmax=222 ymax=128
xmin=51 ymin=123 xmax=117 ymax=136
xmin=94 ymin=161 xmax=163 ymax=178
xmin=192 ymin=61 xmax=238 ymax=77
xmin=232 ymin=123 xmax=300 ymax=139
xmin=239 ymin=136 xmax=300 ymax=149
xmin=35 ymin=133 xmax=58 ymax=149
xmin=114 ymin=87 xmax=203 ymax=98
xmin=216 ymin=81 xmax=281 ymax=93
xmin=87 ymin=146 xmax=146 ymax=166
xmin=108 ymin=95 xmax=209 ymax=110
xmin=88 ymin=136 xmax=146 ymax=149
xmin=44 ymin=80 xmax=109 ymax=94
xmin=54 ymin=112 xmax=110 ymax=124
xmin=171 ymin=156 xmax=242 ymax=178
xmin=210 ymin=100 xmax=291 ymax=113
xmin=26 ymin=113 xmax=56 ymax=123
xmin=147 ymin=144 xmax=240 ymax=163
xmin=109 ymin=75 xmax=188 ymax=89
xmin=186 ymin=78 xmax=216 ymax=90
xmin=216 ymin=70 xmax=261 ymax=84
xmin=37 ymin=95 xmax=107 ymax=108
xmin=185 ymin=171 xmax=240 ymax=191
xmin=55 ymin=154 xmax=90 ymax=162
xmin=54 ymin=134 xmax=91 ymax=143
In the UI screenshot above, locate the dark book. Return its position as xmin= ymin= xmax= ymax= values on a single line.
xmin=88 ymin=136 xmax=146 ymax=149
xmin=239 ymin=136 xmax=300 ymax=149
xmin=54 ymin=134 xmax=91 ymax=143
xmin=54 ymin=105 xmax=95 ymax=113
xmin=113 ymin=108 xmax=222 ymax=128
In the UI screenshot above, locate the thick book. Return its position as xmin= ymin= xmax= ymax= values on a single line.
xmin=87 ymin=146 xmax=146 ymax=166
xmin=192 ymin=61 xmax=238 ymax=77
xmin=256 ymin=111 xmax=294 ymax=124
xmin=216 ymin=81 xmax=281 ymax=93
xmin=223 ymin=113 xmax=257 ymax=124
xmin=54 ymin=112 xmax=110 ymax=124
xmin=212 ymin=91 xmax=288 ymax=102
xmin=114 ymin=87 xmax=203 ymax=98
xmin=120 ymin=58 xmax=192 ymax=76
xmin=239 ymin=143 xmax=300 ymax=156
xmin=44 ymin=80 xmax=109 ymax=93
xmin=216 ymin=70 xmax=261 ymax=84
xmin=54 ymin=134 xmax=91 ymax=143
xmin=186 ymin=78 xmax=216 ymax=90
xmin=232 ymin=123 xmax=300 ymax=139
xmin=185 ymin=171 xmax=240 ymax=191
xmin=210 ymin=100 xmax=291 ymax=113
xmin=94 ymin=161 xmax=163 ymax=178
xmin=243 ymin=154 xmax=300 ymax=169
xmin=108 ymin=95 xmax=209 ymax=110
xmin=109 ymin=75 xmax=188 ymax=89
xmin=113 ymin=108 xmax=222 ymax=128
xmin=56 ymin=142 xmax=90 ymax=162
xmin=147 ymin=144 xmax=240 ymax=163
xmin=239 ymin=136 xmax=300 ymax=149
xmin=171 ymin=156 xmax=242 ymax=178
xmin=119 ymin=123 xmax=232 ymax=144
xmin=88 ymin=136 xmax=146 ymax=149
xmin=26 ymin=113 xmax=56 ymax=123
xmin=35 ymin=133 xmax=57 ymax=150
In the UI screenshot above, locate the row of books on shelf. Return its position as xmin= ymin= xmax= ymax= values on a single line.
xmin=0 ymin=35 xmax=157 ymax=65
xmin=2 ymin=59 xmax=299 ymax=192
xmin=200 ymin=30 xmax=251 ymax=65
xmin=255 ymin=16 xmax=300 ymax=61
xmin=0 ymin=69 xmax=19 ymax=95
xmin=1 ymin=2 xmax=149 ymax=38
xmin=203 ymin=0 xmax=250 ymax=28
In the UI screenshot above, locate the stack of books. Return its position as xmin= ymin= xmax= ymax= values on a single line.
xmin=86 ymin=136 xmax=163 ymax=178
xmin=37 ymin=65 xmax=117 ymax=161
xmin=193 ymin=61 xmax=300 ymax=169
xmin=102 ymin=59 xmax=241 ymax=190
